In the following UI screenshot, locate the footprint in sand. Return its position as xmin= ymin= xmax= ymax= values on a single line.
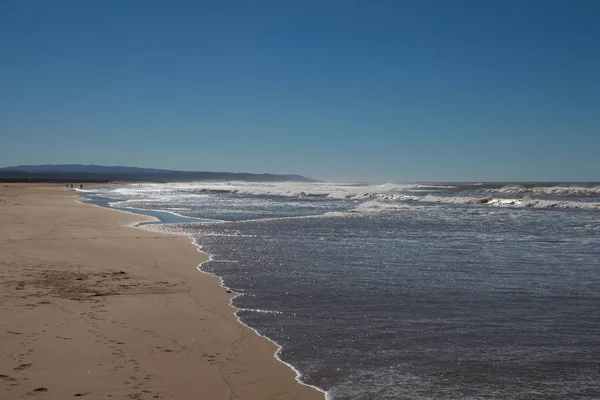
xmin=28 ymin=387 xmax=48 ymax=394
xmin=0 ymin=374 xmax=17 ymax=382
xmin=13 ymin=363 xmax=33 ymax=371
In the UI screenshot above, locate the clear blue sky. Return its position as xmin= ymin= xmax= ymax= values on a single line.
xmin=1 ymin=0 xmax=598 ymax=182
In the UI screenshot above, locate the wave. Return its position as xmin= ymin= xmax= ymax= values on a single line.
xmin=85 ymin=181 xmax=600 ymax=200
xmin=416 ymin=195 xmax=600 ymax=211
xmin=190 ymin=182 xmax=423 ymax=200
xmin=340 ymin=196 xmax=600 ymax=215
xmin=87 ymin=182 xmax=425 ymax=203
xmin=520 ymin=198 xmax=600 ymax=210
xmin=351 ymin=200 xmax=416 ymax=213
xmin=499 ymin=184 xmax=600 ymax=196
xmin=420 ymin=194 xmax=523 ymax=207
xmin=85 ymin=182 xmax=600 ymax=218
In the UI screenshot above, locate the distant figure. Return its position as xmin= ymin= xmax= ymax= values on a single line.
xmin=80 ymin=184 xmax=83 ymax=189
xmin=70 ymin=184 xmax=73 ymax=188
xmin=66 ymin=184 xmax=69 ymax=188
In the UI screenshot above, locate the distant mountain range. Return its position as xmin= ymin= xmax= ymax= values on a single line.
xmin=0 ymin=164 xmax=317 ymax=183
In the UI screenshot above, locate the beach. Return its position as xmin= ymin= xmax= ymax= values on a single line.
xmin=0 ymin=184 xmax=324 ymax=400
xmin=85 ymin=181 xmax=600 ymax=399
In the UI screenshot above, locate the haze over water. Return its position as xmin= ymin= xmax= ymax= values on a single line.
xmin=83 ymin=182 xmax=600 ymax=399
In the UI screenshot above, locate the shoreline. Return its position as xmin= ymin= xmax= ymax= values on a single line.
xmin=0 ymin=183 xmax=324 ymax=400
xmin=78 ymin=188 xmax=328 ymax=398
xmin=192 ymin=248 xmax=328 ymax=399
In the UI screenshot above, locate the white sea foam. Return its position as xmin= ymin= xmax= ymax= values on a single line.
xmin=237 ymin=308 xmax=286 ymax=315
xmin=499 ymin=184 xmax=600 ymax=196
xmin=520 ymin=198 xmax=600 ymax=210
xmin=87 ymin=181 xmax=600 ymax=200
xmin=420 ymin=194 xmax=523 ymax=207
xmin=193 ymin=232 xmax=257 ymax=238
xmin=352 ymin=199 xmax=414 ymax=213
xmin=172 ymin=181 xmax=421 ymax=200
xmin=107 ymin=203 xmax=219 ymax=222
xmin=419 ymin=194 xmax=600 ymax=210
xmin=86 ymin=181 xmax=600 ymax=218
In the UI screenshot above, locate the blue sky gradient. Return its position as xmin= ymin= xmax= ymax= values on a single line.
xmin=1 ymin=0 xmax=599 ymax=181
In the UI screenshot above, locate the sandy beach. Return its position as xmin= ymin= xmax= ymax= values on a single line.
xmin=0 ymin=184 xmax=324 ymax=400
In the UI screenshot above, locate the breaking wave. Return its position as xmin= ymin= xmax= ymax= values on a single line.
xmin=419 ymin=195 xmax=600 ymax=210
xmin=499 ymin=184 xmax=600 ymax=196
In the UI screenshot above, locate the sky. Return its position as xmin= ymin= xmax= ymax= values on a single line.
xmin=1 ymin=0 xmax=599 ymax=182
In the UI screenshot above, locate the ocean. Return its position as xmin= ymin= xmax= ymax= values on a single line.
xmin=81 ymin=182 xmax=600 ymax=399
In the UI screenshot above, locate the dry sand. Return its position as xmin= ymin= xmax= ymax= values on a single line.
xmin=0 ymin=184 xmax=324 ymax=400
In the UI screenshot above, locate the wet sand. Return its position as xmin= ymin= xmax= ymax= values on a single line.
xmin=0 ymin=183 xmax=324 ymax=400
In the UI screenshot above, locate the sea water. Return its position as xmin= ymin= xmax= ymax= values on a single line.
xmin=82 ymin=182 xmax=600 ymax=399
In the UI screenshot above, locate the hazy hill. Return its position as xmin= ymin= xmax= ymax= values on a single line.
xmin=0 ymin=164 xmax=317 ymax=183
